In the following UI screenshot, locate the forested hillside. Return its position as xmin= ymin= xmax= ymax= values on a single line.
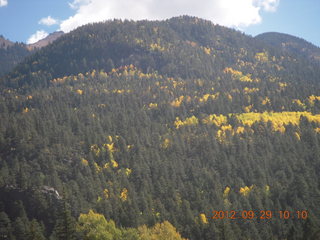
xmin=0 ymin=36 xmax=32 ymax=77
xmin=1 ymin=16 xmax=320 ymax=239
xmin=256 ymin=32 xmax=320 ymax=64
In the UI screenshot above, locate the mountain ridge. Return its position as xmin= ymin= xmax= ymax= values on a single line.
xmin=255 ymin=32 xmax=320 ymax=63
xmin=5 ymin=16 xmax=320 ymax=89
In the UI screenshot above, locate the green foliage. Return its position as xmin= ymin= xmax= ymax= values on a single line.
xmin=0 ymin=41 xmax=31 ymax=77
xmin=54 ymin=198 xmax=76 ymax=240
xmin=76 ymin=210 xmax=139 ymax=240
xmin=138 ymin=221 xmax=187 ymax=240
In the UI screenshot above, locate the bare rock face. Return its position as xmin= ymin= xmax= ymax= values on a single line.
xmin=27 ymin=31 xmax=64 ymax=50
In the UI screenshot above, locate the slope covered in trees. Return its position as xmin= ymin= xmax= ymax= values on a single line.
xmin=1 ymin=16 xmax=320 ymax=239
xmin=0 ymin=36 xmax=32 ymax=77
xmin=255 ymin=32 xmax=320 ymax=64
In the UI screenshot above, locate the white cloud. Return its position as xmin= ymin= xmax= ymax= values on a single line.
xmin=39 ymin=16 xmax=59 ymax=26
xmin=0 ymin=0 xmax=8 ymax=7
xmin=27 ymin=30 xmax=49 ymax=44
xmin=257 ymin=0 xmax=279 ymax=12
xmin=59 ymin=0 xmax=280 ymax=33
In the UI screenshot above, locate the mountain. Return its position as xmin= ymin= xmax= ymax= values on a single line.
xmin=1 ymin=16 xmax=320 ymax=239
xmin=0 ymin=36 xmax=31 ymax=77
xmin=0 ymin=35 xmax=15 ymax=49
xmin=255 ymin=32 xmax=320 ymax=63
xmin=27 ymin=31 xmax=64 ymax=50
xmin=6 ymin=16 xmax=320 ymax=89
xmin=0 ymin=32 xmax=63 ymax=77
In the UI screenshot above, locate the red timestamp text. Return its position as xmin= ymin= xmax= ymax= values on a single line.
xmin=211 ymin=210 xmax=308 ymax=220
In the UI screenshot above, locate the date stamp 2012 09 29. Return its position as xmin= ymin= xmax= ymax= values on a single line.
xmin=211 ymin=210 xmax=308 ymax=220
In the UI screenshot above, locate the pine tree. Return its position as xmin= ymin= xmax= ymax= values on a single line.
xmin=54 ymin=196 xmax=76 ymax=240
xmin=0 ymin=212 xmax=14 ymax=240
xmin=28 ymin=219 xmax=45 ymax=240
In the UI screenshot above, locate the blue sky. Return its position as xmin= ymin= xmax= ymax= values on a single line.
xmin=0 ymin=0 xmax=319 ymax=47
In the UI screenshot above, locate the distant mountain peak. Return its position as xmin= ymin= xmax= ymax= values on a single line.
xmin=0 ymin=35 xmax=15 ymax=49
xmin=27 ymin=31 xmax=64 ymax=50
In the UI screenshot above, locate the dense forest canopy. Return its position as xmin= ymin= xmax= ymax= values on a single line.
xmin=0 ymin=16 xmax=320 ymax=239
xmin=0 ymin=39 xmax=32 ymax=77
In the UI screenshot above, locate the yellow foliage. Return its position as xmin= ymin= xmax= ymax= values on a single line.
xmin=203 ymin=47 xmax=211 ymax=55
xmin=221 ymin=125 xmax=232 ymax=131
xmin=239 ymin=185 xmax=254 ymax=196
xmin=103 ymin=189 xmax=109 ymax=199
xmin=120 ymin=188 xmax=128 ymax=201
xmin=236 ymin=112 xmax=320 ymax=132
xmin=223 ymin=186 xmax=230 ymax=198
xmin=292 ymin=99 xmax=305 ymax=108
xmin=278 ymin=82 xmax=287 ymax=90
xmin=265 ymin=185 xmax=270 ymax=195
xmin=98 ymin=70 xmax=108 ymax=78
xmin=199 ymin=93 xmax=211 ymax=103
xmin=255 ymin=52 xmax=269 ymax=62
xmin=77 ymin=210 xmax=122 ymax=239
xmin=138 ymin=221 xmax=187 ymax=240
xmin=171 ymin=96 xmax=184 ymax=107
xmin=216 ymin=125 xmax=233 ymax=142
xmin=161 ymin=138 xmax=170 ymax=149
xmin=105 ymin=143 xmax=115 ymax=153
xmin=135 ymin=38 xmax=144 ymax=45
xmin=244 ymin=87 xmax=259 ymax=94
xmin=315 ymin=128 xmax=320 ymax=133
xmin=199 ymin=213 xmax=208 ymax=224
xmin=23 ymin=107 xmax=29 ymax=113
xmin=243 ymin=104 xmax=253 ymax=113
xmin=202 ymin=114 xmax=227 ymax=126
xmin=295 ymin=132 xmax=301 ymax=140
xmin=90 ymin=144 xmax=101 ymax=157
xmin=174 ymin=116 xmax=199 ymax=129
xmin=186 ymin=40 xmax=198 ymax=47
xmin=239 ymin=75 xmax=253 ymax=82
xmin=227 ymin=93 xmax=233 ymax=101
xmin=111 ymin=159 xmax=118 ymax=168
xmin=224 ymin=67 xmax=243 ymax=78
xmin=236 ymin=126 xmax=245 ymax=134
xmin=81 ymin=158 xmax=89 ymax=166
xmin=196 ymin=79 xmax=204 ymax=87
xmin=91 ymin=69 xmax=96 ymax=78
xmin=94 ymin=162 xmax=102 ymax=173
xmin=125 ymin=168 xmax=132 ymax=176
xmin=113 ymin=89 xmax=125 ymax=94
xmin=308 ymin=95 xmax=320 ymax=106
xmin=76 ymin=89 xmax=83 ymax=95
xmin=197 ymin=93 xmax=219 ymax=103
xmin=262 ymin=97 xmax=271 ymax=105
xmin=77 ymin=72 xmax=84 ymax=79
xmin=149 ymin=103 xmax=158 ymax=109
xmin=224 ymin=67 xmax=256 ymax=82
xmin=150 ymin=43 xmax=165 ymax=52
